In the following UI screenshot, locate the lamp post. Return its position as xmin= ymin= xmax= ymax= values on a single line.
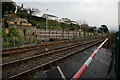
xmin=46 ymin=9 xmax=48 ymax=30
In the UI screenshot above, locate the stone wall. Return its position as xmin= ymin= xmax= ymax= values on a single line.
xmin=16 ymin=26 xmax=37 ymax=36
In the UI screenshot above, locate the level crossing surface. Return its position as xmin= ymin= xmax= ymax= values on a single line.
xmin=36 ymin=45 xmax=112 ymax=79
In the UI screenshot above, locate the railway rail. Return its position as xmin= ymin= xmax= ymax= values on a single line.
xmin=2 ymin=38 xmax=100 ymax=63
xmin=2 ymin=38 xmax=104 ymax=79
xmin=2 ymin=40 xmax=82 ymax=63
xmin=2 ymin=40 xmax=79 ymax=56
xmin=2 ymin=38 xmax=100 ymax=54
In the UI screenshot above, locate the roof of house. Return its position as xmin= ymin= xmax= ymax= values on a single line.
xmin=92 ymin=26 xmax=97 ymax=29
xmin=71 ymin=21 xmax=78 ymax=24
xmin=61 ymin=18 xmax=71 ymax=21
xmin=42 ymin=14 xmax=58 ymax=18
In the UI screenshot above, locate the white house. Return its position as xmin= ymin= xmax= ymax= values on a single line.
xmin=59 ymin=18 xmax=71 ymax=24
xmin=71 ymin=21 xmax=78 ymax=25
xmin=59 ymin=18 xmax=78 ymax=25
xmin=42 ymin=14 xmax=58 ymax=21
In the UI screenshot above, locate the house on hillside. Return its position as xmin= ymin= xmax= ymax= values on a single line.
xmin=71 ymin=21 xmax=78 ymax=25
xmin=42 ymin=14 xmax=58 ymax=21
xmin=59 ymin=18 xmax=71 ymax=24
xmin=59 ymin=18 xmax=78 ymax=25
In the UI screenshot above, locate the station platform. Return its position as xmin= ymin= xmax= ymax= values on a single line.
xmin=37 ymin=45 xmax=112 ymax=79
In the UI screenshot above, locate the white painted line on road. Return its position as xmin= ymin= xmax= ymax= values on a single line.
xmin=95 ymin=57 xmax=110 ymax=66
xmin=95 ymin=57 xmax=110 ymax=64
xmin=57 ymin=66 xmax=66 ymax=80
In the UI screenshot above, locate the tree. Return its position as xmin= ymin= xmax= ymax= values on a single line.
xmin=2 ymin=2 xmax=16 ymax=17
xmin=81 ymin=24 xmax=90 ymax=32
xmin=60 ymin=23 xmax=66 ymax=30
xmin=69 ymin=23 xmax=74 ymax=30
xmin=98 ymin=29 xmax=103 ymax=33
xmin=16 ymin=8 xmax=28 ymax=18
xmin=77 ymin=20 xmax=89 ymax=32
xmin=89 ymin=27 xmax=94 ymax=33
xmin=99 ymin=25 xmax=109 ymax=33
xmin=77 ymin=20 xmax=87 ymax=26
xmin=77 ymin=20 xmax=82 ymax=29
xmin=27 ymin=8 xmax=40 ymax=19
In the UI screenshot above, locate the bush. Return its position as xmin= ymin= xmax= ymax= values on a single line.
xmin=8 ymin=27 xmax=21 ymax=38
xmin=22 ymin=21 xmax=27 ymax=23
xmin=108 ymin=32 xmax=116 ymax=54
xmin=89 ymin=27 xmax=94 ymax=33
xmin=2 ymin=27 xmax=23 ymax=48
xmin=23 ymin=28 xmax=27 ymax=36
xmin=2 ymin=29 xmax=8 ymax=40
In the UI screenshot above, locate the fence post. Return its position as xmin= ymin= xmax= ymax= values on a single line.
xmin=49 ymin=30 xmax=50 ymax=39
xmin=56 ymin=31 xmax=57 ymax=38
xmin=42 ymin=30 xmax=43 ymax=41
xmin=73 ymin=32 xmax=74 ymax=40
xmin=68 ymin=31 xmax=70 ymax=40
xmin=62 ymin=30 xmax=64 ymax=39
xmin=79 ymin=32 xmax=81 ymax=40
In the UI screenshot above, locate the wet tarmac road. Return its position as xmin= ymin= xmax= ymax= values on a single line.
xmin=36 ymin=45 xmax=112 ymax=80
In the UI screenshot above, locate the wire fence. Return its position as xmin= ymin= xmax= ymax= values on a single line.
xmin=2 ymin=30 xmax=105 ymax=49
xmin=2 ymin=36 xmax=37 ymax=49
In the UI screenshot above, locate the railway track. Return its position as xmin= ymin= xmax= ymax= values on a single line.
xmin=2 ymin=38 xmax=104 ymax=79
xmin=2 ymin=40 xmax=82 ymax=63
xmin=2 ymin=38 xmax=99 ymax=63
xmin=2 ymin=38 xmax=100 ymax=55
xmin=2 ymin=40 xmax=80 ymax=56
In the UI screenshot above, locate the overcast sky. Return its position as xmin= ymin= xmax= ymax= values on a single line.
xmin=14 ymin=0 xmax=119 ymax=31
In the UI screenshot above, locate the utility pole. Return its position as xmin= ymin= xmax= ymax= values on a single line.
xmin=46 ymin=9 xmax=48 ymax=30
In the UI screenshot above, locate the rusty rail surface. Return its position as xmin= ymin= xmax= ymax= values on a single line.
xmin=2 ymin=40 xmax=81 ymax=56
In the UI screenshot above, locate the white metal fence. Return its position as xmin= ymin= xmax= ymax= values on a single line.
xmin=37 ymin=30 xmax=79 ymax=40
